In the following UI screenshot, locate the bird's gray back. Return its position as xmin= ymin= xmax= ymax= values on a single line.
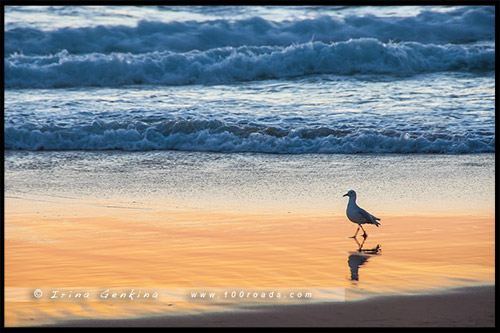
xmin=347 ymin=202 xmax=379 ymax=225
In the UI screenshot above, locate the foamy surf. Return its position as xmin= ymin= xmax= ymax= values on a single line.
xmin=4 ymin=120 xmax=494 ymax=153
xmin=5 ymin=39 xmax=494 ymax=89
xmin=5 ymin=6 xmax=494 ymax=56
xmin=4 ymin=5 xmax=495 ymax=154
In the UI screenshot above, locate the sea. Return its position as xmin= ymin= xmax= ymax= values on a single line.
xmin=4 ymin=5 xmax=495 ymax=154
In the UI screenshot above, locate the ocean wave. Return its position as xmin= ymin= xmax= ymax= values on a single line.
xmin=5 ymin=6 xmax=494 ymax=57
xmin=4 ymin=120 xmax=494 ymax=154
xmin=5 ymin=39 xmax=494 ymax=88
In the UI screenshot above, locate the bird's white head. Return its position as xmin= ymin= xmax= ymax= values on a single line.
xmin=343 ymin=190 xmax=356 ymax=198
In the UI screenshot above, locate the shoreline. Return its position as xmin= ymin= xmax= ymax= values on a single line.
xmin=36 ymin=285 xmax=494 ymax=327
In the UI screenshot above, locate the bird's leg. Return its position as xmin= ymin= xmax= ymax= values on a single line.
xmin=354 ymin=236 xmax=366 ymax=251
xmin=350 ymin=226 xmax=360 ymax=239
xmin=360 ymin=225 xmax=368 ymax=239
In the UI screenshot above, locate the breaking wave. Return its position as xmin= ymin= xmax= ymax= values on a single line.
xmin=4 ymin=119 xmax=494 ymax=153
xmin=5 ymin=39 xmax=494 ymax=89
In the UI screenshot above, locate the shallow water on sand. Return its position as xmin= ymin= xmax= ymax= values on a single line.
xmin=5 ymin=151 xmax=494 ymax=215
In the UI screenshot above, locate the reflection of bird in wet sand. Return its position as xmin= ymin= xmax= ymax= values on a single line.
xmin=348 ymin=237 xmax=381 ymax=281
xmin=348 ymin=254 xmax=369 ymax=281
xmin=343 ymin=190 xmax=380 ymax=239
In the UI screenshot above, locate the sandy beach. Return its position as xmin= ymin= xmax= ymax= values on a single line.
xmin=39 ymin=285 xmax=494 ymax=327
xmin=5 ymin=151 xmax=495 ymax=328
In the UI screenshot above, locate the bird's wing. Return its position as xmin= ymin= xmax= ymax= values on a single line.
xmin=358 ymin=207 xmax=381 ymax=225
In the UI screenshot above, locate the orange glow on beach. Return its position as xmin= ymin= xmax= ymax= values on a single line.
xmin=5 ymin=196 xmax=494 ymax=326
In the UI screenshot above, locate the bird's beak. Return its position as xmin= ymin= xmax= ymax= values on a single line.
xmin=343 ymin=193 xmax=348 ymax=197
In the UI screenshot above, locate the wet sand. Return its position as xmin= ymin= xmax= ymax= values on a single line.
xmin=4 ymin=152 xmax=495 ymax=327
xmin=5 ymin=197 xmax=495 ymax=327
xmin=40 ymin=285 xmax=494 ymax=327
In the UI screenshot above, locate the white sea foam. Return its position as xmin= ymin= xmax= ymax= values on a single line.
xmin=4 ymin=120 xmax=494 ymax=153
xmin=4 ymin=6 xmax=495 ymax=154
xmin=5 ymin=6 xmax=494 ymax=56
xmin=5 ymin=39 xmax=494 ymax=89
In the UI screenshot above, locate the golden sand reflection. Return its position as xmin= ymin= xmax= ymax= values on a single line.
xmin=5 ymin=197 xmax=495 ymax=326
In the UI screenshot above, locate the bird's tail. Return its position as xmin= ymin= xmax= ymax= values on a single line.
xmin=372 ymin=217 xmax=381 ymax=227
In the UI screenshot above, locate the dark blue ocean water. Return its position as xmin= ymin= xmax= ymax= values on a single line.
xmin=4 ymin=5 xmax=495 ymax=153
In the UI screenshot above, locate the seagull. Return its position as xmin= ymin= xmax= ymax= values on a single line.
xmin=343 ymin=190 xmax=381 ymax=239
